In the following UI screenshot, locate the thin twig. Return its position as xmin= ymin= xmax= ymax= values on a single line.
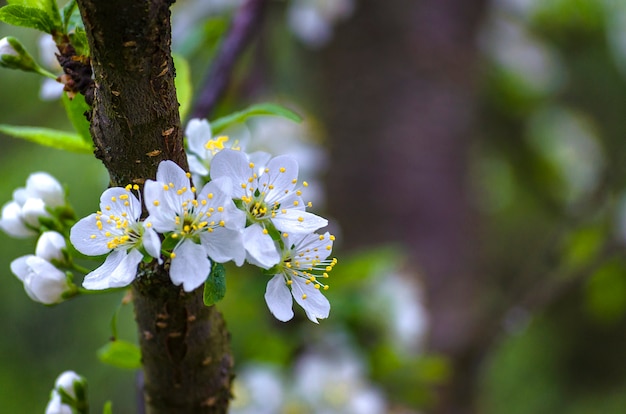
xmin=189 ymin=0 xmax=268 ymax=121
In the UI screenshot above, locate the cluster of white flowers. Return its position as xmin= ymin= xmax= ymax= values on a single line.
xmin=185 ymin=119 xmax=336 ymax=321
xmin=67 ymin=118 xmax=336 ymax=322
xmin=0 ymin=119 xmax=337 ymax=322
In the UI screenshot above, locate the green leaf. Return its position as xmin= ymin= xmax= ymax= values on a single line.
xmin=0 ymin=124 xmax=93 ymax=153
xmin=0 ymin=4 xmax=58 ymax=33
xmin=7 ymin=0 xmax=61 ymax=29
xmin=61 ymin=0 xmax=76 ymax=31
xmin=211 ymin=103 xmax=302 ymax=134
xmin=69 ymin=26 xmax=89 ymax=55
xmin=62 ymin=94 xmax=92 ymax=142
xmin=173 ymin=53 xmax=192 ymax=121
xmin=102 ymin=401 xmax=113 ymax=414
xmin=97 ymin=340 xmax=141 ymax=369
xmin=203 ymin=262 xmax=226 ymax=306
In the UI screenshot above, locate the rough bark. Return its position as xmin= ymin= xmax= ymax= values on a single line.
xmin=75 ymin=0 xmax=233 ymax=412
xmin=320 ymin=0 xmax=487 ymax=413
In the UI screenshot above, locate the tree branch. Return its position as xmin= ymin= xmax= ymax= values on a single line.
xmin=75 ymin=0 xmax=234 ymax=412
xmin=189 ymin=0 xmax=267 ymax=120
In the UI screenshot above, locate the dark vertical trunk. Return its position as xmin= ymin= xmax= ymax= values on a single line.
xmin=75 ymin=0 xmax=233 ymax=412
xmin=320 ymin=1 xmax=487 ymax=412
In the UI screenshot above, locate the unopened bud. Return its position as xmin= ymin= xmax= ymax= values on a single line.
xmin=0 ymin=37 xmax=39 ymax=73
xmin=36 ymin=231 xmax=67 ymax=262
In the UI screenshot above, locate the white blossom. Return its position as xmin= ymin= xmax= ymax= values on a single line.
xmin=211 ymin=149 xmax=327 ymax=269
xmin=144 ymin=160 xmax=246 ymax=292
xmin=265 ymin=232 xmax=336 ymax=323
xmin=70 ymin=186 xmax=161 ymax=289
xmin=10 ymin=255 xmax=70 ymax=304
xmin=185 ymin=118 xmax=242 ymax=176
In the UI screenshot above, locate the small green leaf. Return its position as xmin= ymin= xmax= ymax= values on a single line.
xmin=211 ymin=103 xmax=302 ymax=134
xmin=69 ymin=26 xmax=89 ymax=55
xmin=102 ymin=401 xmax=113 ymax=414
xmin=0 ymin=124 xmax=93 ymax=153
xmin=203 ymin=262 xmax=226 ymax=306
xmin=62 ymin=93 xmax=92 ymax=142
xmin=97 ymin=340 xmax=141 ymax=369
xmin=173 ymin=53 xmax=192 ymax=121
xmin=61 ymin=0 xmax=76 ymax=31
xmin=0 ymin=4 xmax=58 ymax=33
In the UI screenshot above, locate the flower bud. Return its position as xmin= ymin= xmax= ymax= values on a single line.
xmin=45 ymin=391 xmax=72 ymax=414
xmin=26 ymin=172 xmax=65 ymax=208
xmin=0 ymin=201 xmax=36 ymax=238
xmin=21 ymin=197 xmax=49 ymax=227
xmin=55 ymin=371 xmax=86 ymax=400
xmin=0 ymin=36 xmax=40 ymax=73
xmin=10 ymin=255 xmax=71 ymax=304
xmin=36 ymin=231 xmax=67 ymax=262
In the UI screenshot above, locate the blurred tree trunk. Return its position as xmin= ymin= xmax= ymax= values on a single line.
xmin=321 ymin=1 xmax=487 ymax=412
xmin=76 ymin=0 xmax=233 ymax=412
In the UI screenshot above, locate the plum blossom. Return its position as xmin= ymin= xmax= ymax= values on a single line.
xmin=185 ymin=118 xmax=243 ymax=177
xmin=211 ymin=149 xmax=327 ymax=269
xmin=265 ymin=232 xmax=336 ymax=323
xmin=144 ymin=160 xmax=246 ymax=292
xmin=70 ymin=186 xmax=161 ymax=289
xmin=0 ymin=172 xmax=65 ymax=237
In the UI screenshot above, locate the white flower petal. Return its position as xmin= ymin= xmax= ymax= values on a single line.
xmin=291 ymin=276 xmax=330 ymax=323
xmin=142 ymin=226 xmax=162 ymax=263
xmin=260 ymin=155 xmax=299 ymax=202
xmin=210 ymin=149 xmax=252 ymax=198
xmin=156 ymin=160 xmax=191 ymax=192
xmin=243 ymin=224 xmax=280 ymax=269
xmin=10 ymin=255 xmax=34 ymax=282
xmin=272 ymin=209 xmax=328 ymax=234
xmin=54 ymin=371 xmax=82 ymax=399
xmin=83 ymin=249 xmax=142 ymax=289
xmin=289 ymin=231 xmax=333 ymax=261
xmin=187 ymin=153 xmax=209 ymax=176
xmin=26 ymin=172 xmax=64 ymax=207
xmin=265 ymin=274 xmax=294 ymax=322
xmin=99 ymin=187 xmax=141 ymax=221
xmin=201 ymin=227 xmax=246 ymax=266
xmin=45 ymin=391 xmax=72 ymax=414
xmin=23 ymin=256 xmax=69 ymax=304
xmin=186 ymin=118 xmax=213 ymax=156
xmin=170 ymin=239 xmax=212 ymax=292
xmin=70 ymin=213 xmax=112 ymax=256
